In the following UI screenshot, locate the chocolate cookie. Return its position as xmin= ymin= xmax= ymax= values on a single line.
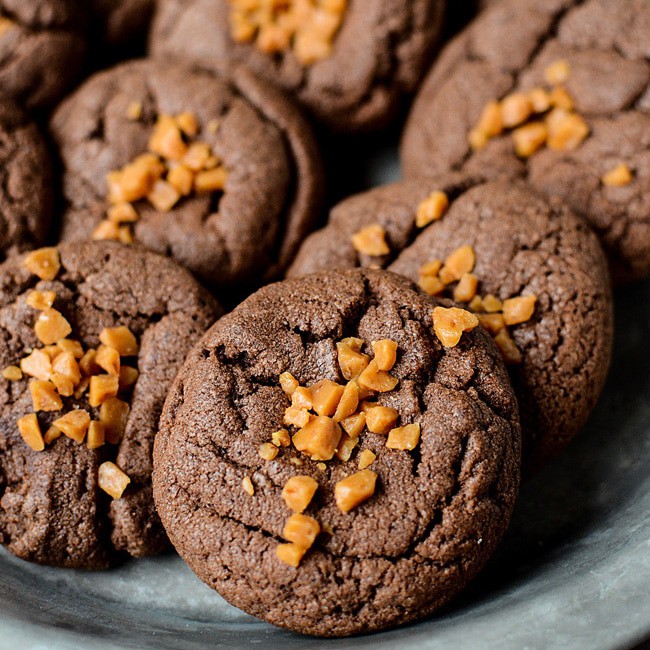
xmin=154 ymin=268 xmax=521 ymax=636
xmin=401 ymin=0 xmax=650 ymax=281
xmin=288 ymin=178 xmax=613 ymax=472
xmin=50 ymin=59 xmax=323 ymax=289
xmin=0 ymin=100 xmax=53 ymax=259
xmin=0 ymin=0 xmax=86 ymax=110
xmin=149 ymin=0 xmax=445 ymax=132
xmin=89 ymin=0 xmax=154 ymax=50
xmin=0 ymin=241 xmax=220 ymax=568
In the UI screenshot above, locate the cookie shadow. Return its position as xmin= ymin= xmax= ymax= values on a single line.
xmin=451 ymin=277 xmax=650 ymax=608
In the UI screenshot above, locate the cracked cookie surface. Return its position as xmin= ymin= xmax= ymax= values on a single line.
xmin=401 ymin=0 xmax=650 ymax=281
xmin=0 ymin=0 xmax=86 ymax=110
xmin=0 ymin=100 xmax=52 ymax=259
xmin=153 ymin=268 xmax=520 ymax=636
xmin=0 ymin=241 xmax=220 ymax=568
xmin=50 ymin=59 xmax=323 ymax=288
xmin=288 ymin=178 xmax=613 ymax=473
xmin=149 ymin=0 xmax=445 ymax=132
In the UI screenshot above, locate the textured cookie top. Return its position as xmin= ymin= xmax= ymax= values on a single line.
xmin=50 ymin=59 xmax=322 ymax=287
xmin=0 ymin=0 xmax=86 ymax=109
xmin=401 ymin=0 xmax=650 ymax=280
xmin=154 ymin=269 xmax=520 ymax=637
xmin=0 ymin=100 xmax=52 ymax=258
xmin=288 ymin=178 xmax=613 ymax=472
xmin=150 ymin=0 xmax=445 ymax=132
xmin=0 ymin=241 xmax=220 ymax=568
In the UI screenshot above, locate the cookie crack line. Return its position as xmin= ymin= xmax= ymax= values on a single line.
xmin=170 ymin=469 xmax=481 ymax=568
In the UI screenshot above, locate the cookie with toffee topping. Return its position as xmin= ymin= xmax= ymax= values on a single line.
xmin=401 ymin=0 xmax=650 ymax=281
xmin=153 ymin=268 xmax=520 ymax=636
xmin=149 ymin=0 xmax=446 ymax=132
xmin=50 ymin=59 xmax=323 ymax=289
xmin=0 ymin=241 xmax=220 ymax=568
xmin=288 ymin=177 xmax=613 ymax=472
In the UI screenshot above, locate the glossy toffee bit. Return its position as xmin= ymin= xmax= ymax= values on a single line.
xmin=43 ymin=425 xmax=61 ymax=445
xmin=34 ymin=309 xmax=72 ymax=345
xmin=279 ymin=372 xmax=299 ymax=395
xmin=26 ymin=290 xmax=56 ymax=311
xmin=513 ymin=122 xmax=548 ymax=158
xmin=17 ymin=413 xmax=44 ymax=452
xmin=336 ymin=338 xmax=370 ymax=380
xmin=242 ymin=475 xmax=255 ymax=496
xmin=372 ymin=339 xmax=398 ymax=372
xmin=272 ymin=428 xmax=291 ymax=447
xmin=502 ymin=295 xmax=537 ymax=326
xmin=528 ymin=88 xmax=551 ymax=113
xmin=494 ymin=329 xmax=523 ymax=365
xmin=546 ymin=110 xmax=589 ymax=151
xmin=99 ymin=398 xmax=130 ymax=444
xmin=351 ymin=224 xmax=390 ymax=257
xmin=415 ymin=191 xmax=448 ymax=228
xmin=332 ymin=381 xmax=359 ymax=422
xmin=2 ymin=365 xmax=22 ymax=381
xmin=357 ymin=449 xmax=376 ymax=470
xmin=293 ymin=416 xmax=342 ymax=461
xmin=98 ymin=461 xmax=131 ymax=499
xmin=341 ymin=411 xmax=365 ymax=437
xmin=358 ymin=360 xmax=398 ymax=392
xmin=283 ymin=513 xmax=320 ymax=548
xmin=500 ymin=92 xmax=533 ymax=129
xmin=276 ymin=542 xmax=306 ymax=568
xmin=259 ymin=442 xmax=279 ymax=460
xmin=478 ymin=313 xmax=506 ymax=335
xmin=453 ymin=273 xmax=479 ymax=303
xmin=87 ymin=421 xmax=106 ymax=450
xmin=602 ymin=164 xmax=633 ymax=187
xmin=365 ymin=405 xmax=398 ymax=435
xmin=282 ymin=476 xmax=319 ymax=513
xmin=88 ymin=374 xmax=120 ymax=407
xmin=96 ymin=345 xmax=121 ymax=375
xmin=23 ymin=248 xmax=61 ymax=281
xmin=335 ymin=434 xmax=359 ymax=462
xmin=544 ymin=59 xmax=570 ymax=86
xmin=432 ymin=307 xmax=479 ymax=348
xmin=386 ymin=423 xmax=421 ymax=451
xmin=335 ymin=469 xmax=377 ymax=514
xmin=53 ymin=409 xmax=91 ymax=444
xmin=99 ymin=326 xmax=139 ymax=357
xmin=30 ymin=380 xmax=63 ymax=412
xmin=126 ymin=101 xmax=143 ymax=121
xmin=310 ymin=379 xmax=344 ymax=416
xmin=439 ymin=245 xmax=475 ymax=284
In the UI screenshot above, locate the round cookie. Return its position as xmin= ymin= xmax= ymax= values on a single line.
xmin=154 ymin=268 xmax=521 ymax=637
xmin=0 ymin=0 xmax=86 ymax=110
xmin=288 ymin=178 xmax=613 ymax=473
xmin=89 ymin=0 xmax=154 ymax=50
xmin=0 ymin=100 xmax=53 ymax=259
xmin=0 ymin=241 xmax=221 ymax=568
xmin=149 ymin=0 xmax=446 ymax=132
xmin=401 ymin=0 xmax=650 ymax=281
xmin=50 ymin=59 xmax=323 ymax=289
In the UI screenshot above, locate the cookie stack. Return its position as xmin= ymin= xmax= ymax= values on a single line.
xmin=0 ymin=0 xmax=646 ymax=639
